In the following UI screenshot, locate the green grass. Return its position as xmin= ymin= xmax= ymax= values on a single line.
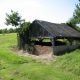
xmin=52 ymin=49 xmax=80 ymax=76
xmin=0 ymin=33 xmax=17 ymax=50
xmin=0 ymin=33 xmax=80 ymax=80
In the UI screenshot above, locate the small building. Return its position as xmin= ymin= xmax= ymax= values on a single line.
xmin=20 ymin=20 xmax=80 ymax=55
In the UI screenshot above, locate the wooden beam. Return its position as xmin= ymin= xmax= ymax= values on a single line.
xmin=68 ymin=38 xmax=73 ymax=45
xmin=29 ymin=36 xmax=54 ymax=39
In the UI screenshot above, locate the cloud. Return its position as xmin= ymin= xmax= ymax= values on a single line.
xmin=0 ymin=0 xmax=76 ymax=29
xmin=0 ymin=0 xmax=42 ymax=29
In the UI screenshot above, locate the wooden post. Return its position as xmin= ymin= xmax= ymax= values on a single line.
xmin=68 ymin=38 xmax=73 ymax=45
xmin=50 ymin=37 xmax=55 ymax=54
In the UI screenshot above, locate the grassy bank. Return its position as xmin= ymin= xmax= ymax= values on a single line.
xmin=52 ymin=49 xmax=80 ymax=76
xmin=0 ymin=33 xmax=80 ymax=80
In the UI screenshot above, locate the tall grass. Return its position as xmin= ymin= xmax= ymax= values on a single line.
xmin=0 ymin=33 xmax=80 ymax=80
xmin=52 ymin=49 xmax=80 ymax=76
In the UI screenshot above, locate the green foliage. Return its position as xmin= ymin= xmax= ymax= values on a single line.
xmin=28 ymin=43 xmax=35 ymax=53
xmin=8 ymin=28 xmax=14 ymax=33
xmin=1 ymin=28 xmax=8 ymax=34
xmin=73 ymin=1 xmax=80 ymax=24
xmin=0 ymin=28 xmax=16 ymax=34
xmin=5 ymin=10 xmax=23 ymax=27
xmin=67 ymin=0 xmax=80 ymax=31
xmin=5 ymin=10 xmax=25 ymax=48
xmin=18 ymin=22 xmax=31 ymax=49
xmin=19 ymin=22 xmax=31 ymax=34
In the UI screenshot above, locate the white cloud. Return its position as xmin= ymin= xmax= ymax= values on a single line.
xmin=0 ymin=0 xmax=76 ymax=29
xmin=0 ymin=0 xmax=42 ymax=29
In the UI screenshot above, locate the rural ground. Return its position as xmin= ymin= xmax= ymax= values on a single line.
xmin=0 ymin=33 xmax=80 ymax=80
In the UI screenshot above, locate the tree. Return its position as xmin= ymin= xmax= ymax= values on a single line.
xmin=5 ymin=10 xmax=23 ymax=27
xmin=5 ymin=10 xmax=24 ymax=47
xmin=73 ymin=0 xmax=80 ymax=24
xmin=0 ymin=29 xmax=2 ymax=34
xmin=67 ymin=0 xmax=80 ymax=30
xmin=8 ymin=28 xmax=14 ymax=33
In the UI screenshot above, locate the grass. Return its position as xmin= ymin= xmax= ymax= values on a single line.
xmin=0 ymin=33 xmax=17 ymax=50
xmin=0 ymin=33 xmax=80 ymax=80
xmin=52 ymin=49 xmax=80 ymax=76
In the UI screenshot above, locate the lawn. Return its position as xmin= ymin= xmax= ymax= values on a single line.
xmin=0 ymin=33 xmax=80 ymax=80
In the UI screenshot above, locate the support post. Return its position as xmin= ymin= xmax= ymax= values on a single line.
xmin=68 ymin=38 xmax=73 ymax=45
xmin=50 ymin=37 xmax=55 ymax=54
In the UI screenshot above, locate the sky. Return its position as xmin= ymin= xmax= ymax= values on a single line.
xmin=0 ymin=0 xmax=79 ymax=29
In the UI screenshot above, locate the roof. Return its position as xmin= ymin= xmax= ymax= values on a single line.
xmin=35 ymin=20 xmax=80 ymax=38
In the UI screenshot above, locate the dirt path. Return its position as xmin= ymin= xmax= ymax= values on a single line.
xmin=13 ymin=50 xmax=57 ymax=63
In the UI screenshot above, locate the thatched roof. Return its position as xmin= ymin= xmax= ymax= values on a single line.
xmin=35 ymin=20 xmax=80 ymax=38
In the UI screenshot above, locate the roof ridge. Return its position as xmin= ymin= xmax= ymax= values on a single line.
xmin=35 ymin=19 xmax=60 ymax=25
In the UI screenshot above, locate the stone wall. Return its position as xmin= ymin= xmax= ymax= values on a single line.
xmin=34 ymin=45 xmax=52 ymax=55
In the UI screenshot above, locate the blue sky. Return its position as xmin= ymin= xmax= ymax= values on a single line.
xmin=0 ymin=0 xmax=79 ymax=29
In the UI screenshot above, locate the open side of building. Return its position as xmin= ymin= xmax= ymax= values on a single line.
xmin=20 ymin=20 xmax=80 ymax=55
